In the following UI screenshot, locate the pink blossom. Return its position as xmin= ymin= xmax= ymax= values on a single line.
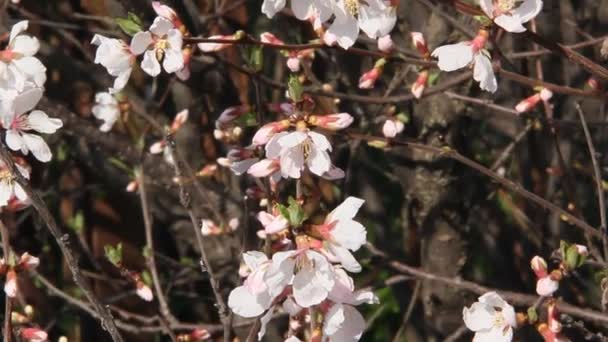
xmin=309 ymin=113 xmax=354 ymax=130
xmin=411 ymin=70 xmax=429 ymax=99
xmin=20 ymin=327 xmax=48 ymax=342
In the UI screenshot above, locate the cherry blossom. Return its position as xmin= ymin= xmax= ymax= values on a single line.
xmin=130 ymin=17 xmax=184 ymax=76
xmin=314 ymin=197 xmax=367 ymax=272
xmin=515 ymin=88 xmax=553 ymax=113
xmin=136 ymin=281 xmax=154 ymax=301
xmin=257 ymin=211 xmax=289 ymax=235
xmin=91 ymin=92 xmax=121 ymax=132
xmin=480 ymin=0 xmax=543 ymax=33
xmin=0 ymin=159 xmax=29 ymax=207
xmin=265 ymin=130 xmax=333 ymax=179
xmin=463 ymin=292 xmax=517 ymax=342
xmin=91 ymin=34 xmax=134 ymax=93
xmin=20 ymin=327 xmax=48 ymax=342
xmin=228 ymin=251 xmax=275 ymax=317
xmin=431 ymin=29 xmax=497 ymax=93
xmin=326 ymin=0 xmax=397 ymax=49
xmin=377 ymin=35 xmax=394 ymax=53
xmin=217 ymin=147 xmax=259 ymax=175
xmin=323 ymin=303 xmax=366 ymax=341
xmin=1 ymin=87 xmax=63 ymax=162
xmin=252 ymin=120 xmax=290 ymax=146
xmin=531 ymin=256 xmax=559 ymax=296
xmin=0 ymin=21 xmax=46 ymax=92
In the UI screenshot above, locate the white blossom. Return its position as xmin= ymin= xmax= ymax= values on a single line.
xmin=91 ymin=34 xmax=134 ymax=93
xmin=480 ymin=0 xmax=543 ymax=33
xmin=463 ymin=292 xmax=516 ymax=342
xmin=130 ymin=17 xmax=184 ymax=76
xmin=0 ymin=160 xmax=29 ymax=207
xmin=0 ymin=21 xmax=46 ymax=92
xmin=1 ymin=87 xmax=63 ymax=162
xmin=91 ymin=92 xmax=120 ymax=132
xmin=265 ymin=130 xmax=333 ymax=179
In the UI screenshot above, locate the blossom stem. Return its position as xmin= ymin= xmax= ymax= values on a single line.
xmin=0 ymin=220 xmax=11 ymax=342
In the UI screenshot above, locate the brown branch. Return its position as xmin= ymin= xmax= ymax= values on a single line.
xmin=0 ymin=220 xmax=11 ymax=342
xmin=0 ymin=144 xmax=125 ymax=342
xmin=366 ymin=243 xmax=608 ymax=325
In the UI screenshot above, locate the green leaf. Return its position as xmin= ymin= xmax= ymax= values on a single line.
xmin=115 ymin=15 xmax=143 ymax=36
xmin=286 ymin=197 xmax=307 ymax=227
xmin=288 ymin=75 xmax=303 ymax=102
xmin=427 ymin=71 xmax=441 ymax=86
xmin=141 ymin=270 xmax=153 ymax=287
xmin=527 ymin=307 xmax=538 ymax=324
xmin=104 ymin=243 xmax=123 ymax=267
xmin=235 ymin=112 xmax=259 ymax=127
xmin=67 ymin=211 xmax=85 ymax=234
xmin=248 ymin=46 xmax=264 ymax=72
xmin=127 ymin=12 xmax=143 ymax=26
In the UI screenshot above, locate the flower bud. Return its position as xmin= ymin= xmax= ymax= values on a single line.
xmin=308 ymin=113 xmax=354 ymax=130
xmin=515 ymin=93 xmax=542 ymax=114
xmin=20 ymin=327 xmax=47 ymax=342
xmin=411 ymin=70 xmax=429 ymax=99
xmin=136 ymin=281 xmax=153 ymax=302
xmin=196 ymin=164 xmax=218 ymax=177
xmin=190 ymin=328 xmax=211 ymax=341
xmin=377 ymin=35 xmax=394 ymax=53
xmin=575 ymin=244 xmax=589 ymax=257
xmin=323 ymin=32 xmax=338 ymax=46
xmin=197 ymin=34 xmax=236 ymax=52
xmin=411 ymin=32 xmax=429 ymax=57
xmin=228 ymin=218 xmax=240 ymax=231
xmin=171 ymin=109 xmax=189 ymax=132
xmin=536 ymin=277 xmax=559 ymax=296
xmin=19 ymin=252 xmax=39 ymax=270
xmin=286 ymin=57 xmax=301 ymax=72
xmin=4 ymin=269 xmax=17 ymax=297
xmin=382 ymin=119 xmax=404 ymax=138
xmin=530 ymin=255 xmax=548 ymax=278
xmin=149 ymin=140 xmax=166 ymax=154
xmin=126 ymin=180 xmax=139 ymax=192
xmin=539 ymin=88 xmax=553 ymax=101
xmin=358 ymin=59 xmax=386 ymax=89
xmin=260 ymin=32 xmax=284 ymax=45
xmin=217 ymin=105 xmax=249 ymax=126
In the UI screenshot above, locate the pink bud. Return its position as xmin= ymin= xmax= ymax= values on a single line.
xmin=377 ymin=35 xmax=394 ymax=53
xmin=471 ymin=29 xmax=489 ymax=52
xmin=536 ymin=277 xmax=559 ymax=296
xmin=257 ymin=211 xmax=288 ymax=234
xmin=411 ymin=70 xmax=428 ymax=99
xmin=587 ymin=77 xmax=601 ymax=91
xmin=515 ymin=94 xmax=542 ymax=114
xmin=126 ymin=180 xmax=139 ymax=192
xmin=196 ymin=164 xmax=218 ymax=177
xmin=4 ymin=270 xmax=17 ymax=297
xmin=197 ymin=35 xmax=235 ymax=52
xmin=190 ymin=328 xmax=211 ymax=341
xmin=310 ymin=113 xmax=354 ymax=130
xmin=19 ymin=252 xmax=39 ymax=270
xmin=411 ymin=32 xmax=429 ymax=56
xmin=248 ymin=159 xmax=280 ymax=178
xmin=136 ymin=282 xmax=154 ymax=302
xmin=358 ymin=68 xmax=381 ymax=89
xmin=20 ymin=327 xmax=48 ymax=342
xmin=217 ymin=105 xmax=249 ymax=126
xmin=171 ymin=109 xmax=189 ymax=132
xmin=530 ymin=255 xmax=548 ymax=278
xmin=149 ymin=141 xmax=166 ymax=154
xmin=260 ymin=32 xmax=284 ymax=45
xmin=286 ymin=57 xmax=301 ymax=72
xmin=382 ymin=119 xmax=404 ymax=138
xmin=201 ymin=219 xmax=219 ymax=236
xmin=252 ymin=120 xmax=290 ymax=146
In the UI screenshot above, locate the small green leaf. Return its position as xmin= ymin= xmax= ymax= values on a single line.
xmin=115 ymin=15 xmax=143 ymax=36
xmin=527 ymin=307 xmax=538 ymax=324
xmin=286 ymin=197 xmax=307 ymax=227
xmin=235 ymin=112 xmax=259 ymax=127
xmin=104 ymin=243 xmax=123 ymax=267
xmin=427 ymin=71 xmax=441 ymax=86
xmin=141 ymin=270 xmax=153 ymax=287
xmin=288 ymin=75 xmax=303 ymax=102
xmin=127 ymin=12 xmax=143 ymax=26
xmin=67 ymin=211 xmax=85 ymax=234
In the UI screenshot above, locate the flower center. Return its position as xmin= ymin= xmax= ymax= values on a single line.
xmin=345 ymin=0 xmax=360 ymax=17
xmin=0 ymin=170 xmax=12 ymax=181
xmin=302 ymin=140 xmax=312 ymax=159
xmin=155 ymin=39 xmax=170 ymax=60
xmin=496 ymin=0 xmax=519 ymax=12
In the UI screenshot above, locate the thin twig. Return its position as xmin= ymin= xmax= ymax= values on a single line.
xmin=136 ymin=167 xmax=178 ymax=342
xmin=0 ymin=144 xmax=124 ymax=342
xmin=576 ymin=104 xmax=608 ymax=258
xmin=165 ymin=136 xmax=232 ymax=341
xmin=0 ymin=220 xmax=11 ymax=342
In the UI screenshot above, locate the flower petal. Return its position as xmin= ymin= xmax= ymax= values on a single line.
xmin=141 ymin=50 xmax=161 ymax=77
xmin=473 ymin=53 xmax=497 ymax=93
xmin=130 ymin=31 xmax=153 ymax=55
xmin=431 ymin=42 xmax=473 ymax=72
xmin=22 ymin=133 xmax=52 ymax=162
xmin=27 ymin=110 xmax=63 ymax=134
xmin=150 ymin=17 xmax=173 ymax=36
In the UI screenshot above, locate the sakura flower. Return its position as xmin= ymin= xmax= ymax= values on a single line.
xmin=411 ymin=32 xmax=429 ymax=58
xmin=18 ymin=252 xmax=39 ymax=270
xmin=327 ymin=0 xmax=396 ymax=49
xmin=0 ymin=21 xmax=46 ymax=92
xmin=152 ymin=1 xmax=184 ymax=30
xmin=252 ymin=120 xmax=291 ymax=146
xmin=228 ymin=251 xmax=274 ymax=317
xmin=91 ymin=34 xmax=134 ymax=93
xmin=266 ymin=130 xmax=332 ymax=179
xmin=431 ymin=30 xmax=497 ymax=93
xmin=130 ymin=17 xmax=184 ymax=76
xmin=0 ymin=159 xmax=29 ymax=207
xmin=261 ymin=0 xmax=287 ymax=18
xmin=463 ymin=292 xmax=517 ymax=342
xmin=314 ymin=197 xmax=367 ymax=272
xmin=288 ymin=0 xmax=334 ymax=22
xmin=480 ymin=0 xmax=543 ymax=33
xmin=257 ymin=211 xmax=289 ymax=234
xmin=382 ymin=119 xmax=404 ymax=138
xmin=1 ymin=87 xmax=63 ymax=162
xmin=265 ymin=249 xmax=335 ymax=307
xmin=91 ymin=92 xmax=121 ymax=132
xmin=328 ymin=267 xmax=379 ymax=306
xmin=20 ymin=327 xmax=48 ymax=342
